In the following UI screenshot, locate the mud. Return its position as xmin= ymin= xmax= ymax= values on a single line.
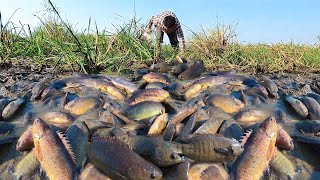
xmin=1 ymin=58 xmax=319 ymax=98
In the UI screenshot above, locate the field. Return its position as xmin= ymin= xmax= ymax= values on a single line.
xmin=1 ymin=0 xmax=320 ymax=75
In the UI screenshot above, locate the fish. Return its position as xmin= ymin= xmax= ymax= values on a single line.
xmin=165 ymin=82 xmax=184 ymax=98
xmin=301 ymin=96 xmax=320 ymax=120
xmin=114 ymin=131 xmax=183 ymax=167
xmin=30 ymin=80 xmax=49 ymax=101
xmin=0 ymin=121 xmax=16 ymax=134
xmin=218 ymin=119 xmax=244 ymax=141
xmin=243 ymin=84 xmax=269 ymax=98
xmin=269 ymin=149 xmax=297 ymax=180
xmin=168 ymin=100 xmax=205 ymax=126
xmin=188 ymin=163 xmax=228 ymax=180
xmin=276 ymin=124 xmax=294 ymax=151
xmin=292 ymin=132 xmax=320 ymax=145
xmin=162 ymin=124 xmax=176 ymax=141
xmin=127 ymin=88 xmax=169 ymax=105
xmin=88 ymin=137 xmax=163 ymax=180
xmin=143 ymin=72 xmax=171 ymax=85
xmin=147 ymin=113 xmax=169 ymax=136
xmin=2 ymin=97 xmax=26 ymax=120
xmin=145 ymin=82 xmax=168 ymax=89
xmin=193 ymin=107 xmax=230 ymax=135
xmin=190 ymin=75 xmax=257 ymax=90
xmin=258 ymin=75 xmax=279 ymax=99
xmin=80 ymin=163 xmax=111 ymax=180
xmin=14 ymin=150 xmax=40 ymax=180
xmin=16 ymin=126 xmax=33 ymax=152
xmin=184 ymin=84 xmax=202 ymax=100
xmin=108 ymin=77 xmax=137 ymax=96
xmin=78 ymin=78 xmax=126 ymax=101
xmin=66 ymin=121 xmax=89 ymax=173
xmin=233 ymin=117 xmax=278 ymax=180
xmin=234 ymin=109 xmax=269 ymax=125
xmin=171 ymin=63 xmax=188 ymax=75
xmin=163 ymin=161 xmax=190 ymax=180
xmin=284 ymin=95 xmax=308 ymax=118
xmin=307 ymin=93 xmax=320 ymax=104
xmin=294 ymin=120 xmax=320 ymax=134
xmin=33 ymin=118 xmax=77 ymax=180
xmin=64 ymin=96 xmax=102 ymax=116
xmin=205 ymin=94 xmax=245 ymax=113
xmin=76 ymin=107 xmax=114 ymax=123
xmin=41 ymin=111 xmax=74 ymax=127
xmin=0 ymin=99 xmax=10 ymax=120
xmin=175 ymin=113 xmax=197 ymax=141
xmin=178 ymin=60 xmax=205 ymax=80
xmin=123 ymin=101 xmax=165 ymax=121
xmin=133 ymin=69 xmax=149 ymax=81
xmin=150 ymin=62 xmax=172 ymax=73
xmin=0 ymin=134 xmax=19 ymax=145
xmin=170 ymin=134 xmax=243 ymax=163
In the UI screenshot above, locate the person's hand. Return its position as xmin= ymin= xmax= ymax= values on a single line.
xmin=142 ymin=31 xmax=152 ymax=44
xmin=145 ymin=28 xmax=152 ymax=34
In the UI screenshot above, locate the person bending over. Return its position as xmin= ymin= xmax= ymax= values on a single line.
xmin=143 ymin=11 xmax=186 ymax=63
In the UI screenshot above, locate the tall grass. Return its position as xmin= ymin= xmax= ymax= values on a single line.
xmin=0 ymin=0 xmax=320 ymax=74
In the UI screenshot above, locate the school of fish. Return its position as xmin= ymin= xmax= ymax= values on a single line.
xmin=0 ymin=57 xmax=320 ymax=180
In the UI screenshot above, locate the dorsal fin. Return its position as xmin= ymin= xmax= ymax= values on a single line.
xmin=239 ymin=129 xmax=253 ymax=146
xmin=56 ymin=131 xmax=77 ymax=164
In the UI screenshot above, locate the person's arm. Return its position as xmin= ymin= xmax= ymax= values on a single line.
xmin=176 ymin=21 xmax=186 ymax=52
xmin=146 ymin=16 xmax=155 ymax=33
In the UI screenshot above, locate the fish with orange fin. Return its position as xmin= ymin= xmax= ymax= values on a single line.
xmin=32 ymin=118 xmax=77 ymax=180
xmin=233 ymin=117 xmax=278 ymax=180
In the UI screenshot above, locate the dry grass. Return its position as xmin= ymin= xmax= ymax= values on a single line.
xmin=1 ymin=0 xmax=320 ymax=74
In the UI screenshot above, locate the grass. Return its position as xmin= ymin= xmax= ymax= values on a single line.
xmin=0 ymin=0 xmax=320 ymax=74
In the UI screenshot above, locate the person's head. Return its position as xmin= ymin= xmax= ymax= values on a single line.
xmin=163 ymin=16 xmax=176 ymax=29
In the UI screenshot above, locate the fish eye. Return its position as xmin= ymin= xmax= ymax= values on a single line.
xmin=228 ymin=146 xmax=234 ymax=154
xmin=170 ymin=154 xmax=177 ymax=160
xmin=150 ymin=172 xmax=156 ymax=179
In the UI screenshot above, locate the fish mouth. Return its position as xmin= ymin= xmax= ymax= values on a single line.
xmin=33 ymin=118 xmax=42 ymax=125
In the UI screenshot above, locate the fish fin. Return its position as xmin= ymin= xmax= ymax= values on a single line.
xmin=214 ymin=148 xmax=231 ymax=155
xmin=200 ymin=165 xmax=217 ymax=180
xmin=56 ymin=131 xmax=77 ymax=165
xmin=34 ymin=142 xmax=43 ymax=162
xmin=181 ymin=156 xmax=195 ymax=163
xmin=239 ymin=129 xmax=253 ymax=146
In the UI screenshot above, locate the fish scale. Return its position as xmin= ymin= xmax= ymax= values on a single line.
xmin=233 ymin=117 xmax=278 ymax=180
xmin=172 ymin=135 xmax=243 ymax=163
